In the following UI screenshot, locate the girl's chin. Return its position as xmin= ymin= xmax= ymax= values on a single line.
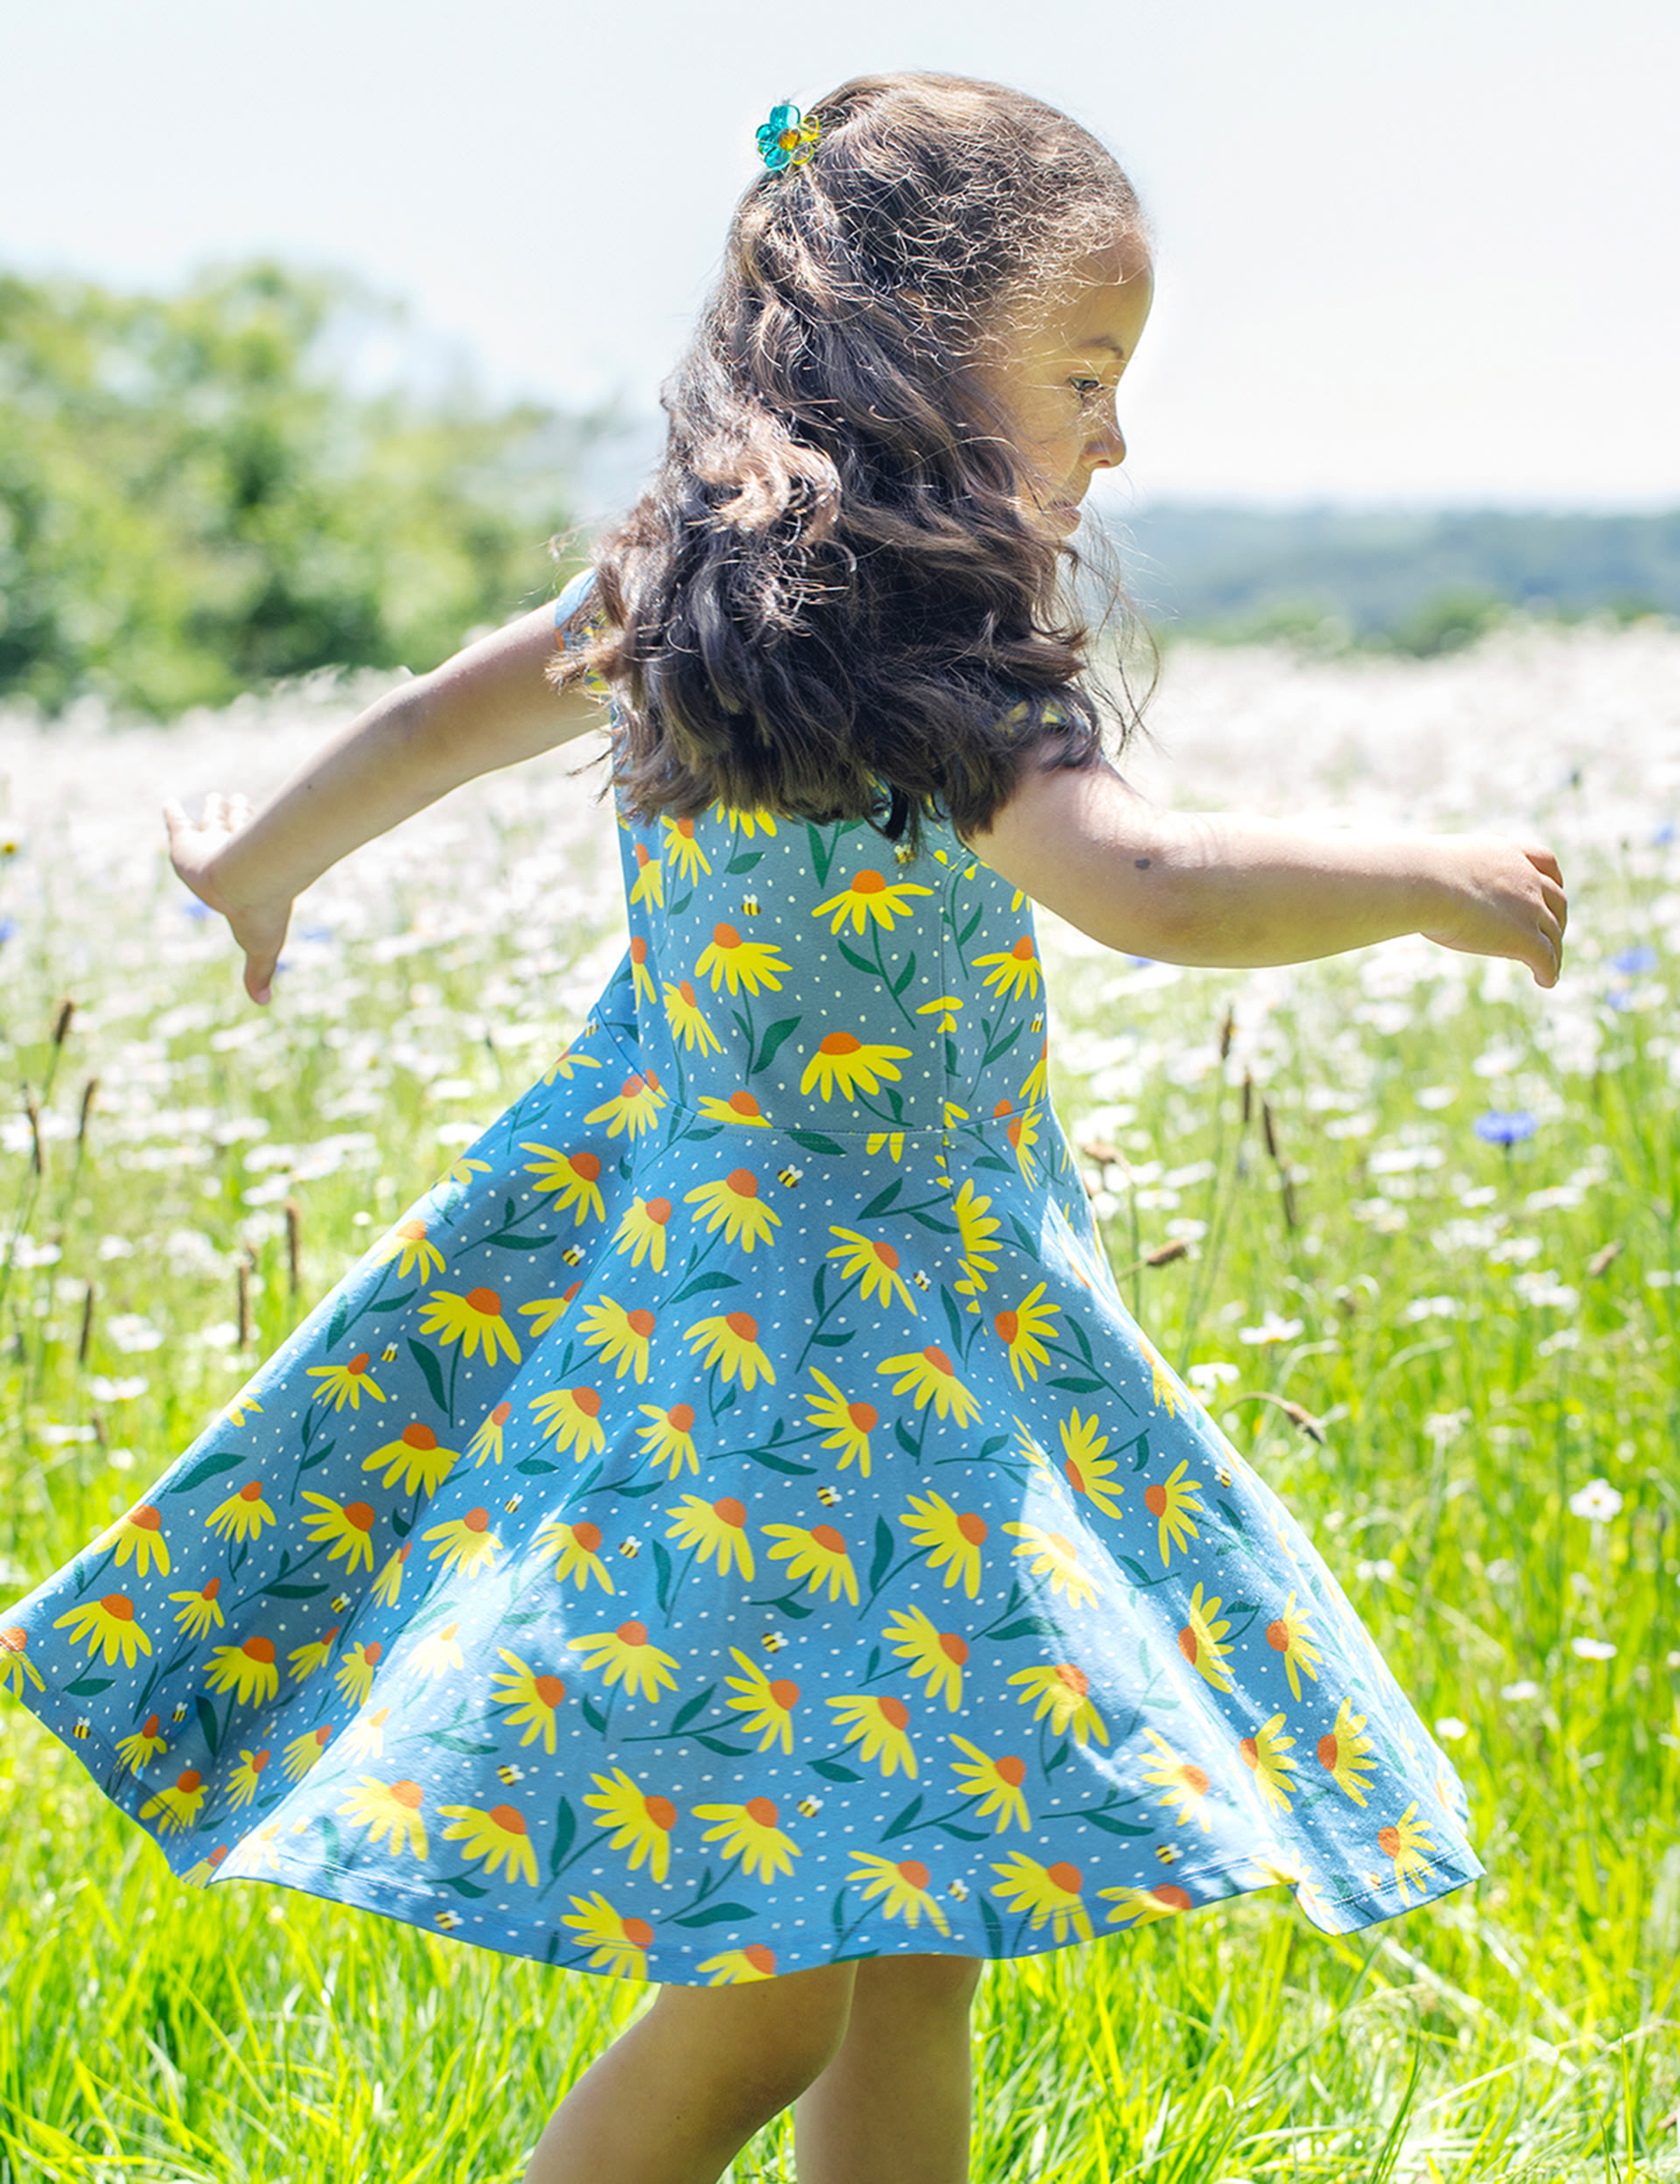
xmin=1044 ymin=500 xmax=1082 ymax=532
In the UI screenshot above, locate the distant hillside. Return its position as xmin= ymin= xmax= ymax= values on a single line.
xmin=1112 ymin=505 xmax=1680 ymax=652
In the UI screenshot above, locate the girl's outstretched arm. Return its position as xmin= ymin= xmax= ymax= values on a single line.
xmin=968 ymin=755 xmax=1568 ymax=987
xmin=164 ymin=604 xmax=605 ymax=1004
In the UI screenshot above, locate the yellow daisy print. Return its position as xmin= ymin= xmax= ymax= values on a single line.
xmin=585 ymin=1769 xmax=680 ymax=1881
xmin=1060 ymin=1410 xmax=1125 ymax=1517
xmin=1140 ymin=1728 xmax=1214 ymax=1831
xmin=811 ymin=868 xmax=934 ymax=934
xmin=828 ymin=1226 xmax=917 ymax=1312
xmin=685 ymin=1168 xmax=782 ymax=1250
xmin=1176 ymin=1584 xmax=1236 ymax=1691
xmin=692 ymin=1796 xmax=800 ymax=1882
xmin=668 ymin=1494 xmax=755 ymax=1579
xmin=948 ymin=1737 xmax=1031 ymax=1832
xmin=695 ymin=921 xmax=788 ymax=996
xmin=991 ymin=1282 xmax=1059 ymax=1387
xmin=990 ymin=1852 xmax=1091 ymax=1942
xmin=1144 ymin=1459 xmax=1206 ymax=1566
xmin=805 ymin=1369 xmax=878 ymax=1474
xmin=849 ymin=1851 xmax=952 ymax=1932
xmin=1265 ymin=1591 xmax=1324 ymax=1700
xmin=339 ymin=1775 xmax=428 ymax=1858
xmin=521 ymin=1144 xmax=606 ymax=1224
xmin=884 ymin=1605 xmax=967 ymax=1710
xmin=437 ymin=1801 xmax=540 ymax=1886
xmin=799 ymin=1032 xmax=911 ymax=1102
xmin=1238 ymin=1713 xmax=1300 ymax=1814
xmin=1004 ymin=1522 xmax=1099 ymax=1608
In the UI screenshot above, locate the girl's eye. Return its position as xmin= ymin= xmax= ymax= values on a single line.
xmin=1070 ymin=377 xmax=1105 ymax=403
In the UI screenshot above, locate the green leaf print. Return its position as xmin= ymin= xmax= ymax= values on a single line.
xmin=987 ymin=1617 xmax=1059 ymax=1643
xmin=891 ymin=952 xmax=917 ymax=998
xmin=668 ymin=1270 xmax=742 ymax=1305
xmin=979 ymin=1894 xmax=1006 ymax=1954
xmin=514 ymin=1457 xmax=560 ymax=1475
xmin=668 ymin=1685 xmax=716 ymax=1733
xmin=326 ymin=1293 xmax=351 ymax=1350
xmin=653 ymin=1541 xmax=676 ymax=1615
xmin=693 ymin=1734 xmax=757 ymax=1757
xmin=580 ymin=1693 xmax=608 ymax=1733
xmin=408 ymin=1338 xmax=448 ymax=1414
xmin=807 ymin=821 xmax=839 ymax=887
xmin=858 ymin=1178 xmax=905 ymax=1220
xmin=1080 ymin=1812 xmax=1154 ymax=1838
xmin=549 ymin=1798 xmax=577 ymax=1878
xmin=195 ymin=1694 xmax=221 ymax=1758
xmin=63 ymin=1676 xmax=114 ymax=1698
xmin=1050 ymin=1376 xmax=1106 ymax=1396
xmin=881 ymin=1794 xmax=924 ymax=1840
xmin=788 ymin=1130 xmax=847 ymax=1156
xmin=809 ymin=1759 xmax=864 ymax=1784
xmin=752 ymin=1017 xmax=802 ymax=1077
xmin=672 ymin=1902 xmax=756 ymax=1928
xmin=726 ymin=850 xmax=765 ymax=875
xmin=166 ymin=1446 xmax=244 ymax=1495
xmin=264 ymin=1580 xmax=331 ymax=1600
xmin=868 ymin=1518 xmax=896 ymax=1594
xmin=836 ymin=941 xmax=875 ymax=978
xmin=420 ymin=1732 xmax=500 ymax=1755
xmin=808 ymin=1330 xmax=855 ymax=1350
xmin=436 ymin=1875 xmax=492 ymax=1898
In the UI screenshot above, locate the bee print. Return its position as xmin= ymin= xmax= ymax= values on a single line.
xmin=741 ymin=894 xmax=761 ymax=916
xmin=797 ymin=1796 xmax=823 ymax=1818
xmin=912 ymin=1269 xmax=932 ymax=1292
xmin=1156 ymin=1843 xmax=1180 ymax=1866
xmin=332 ymin=1594 xmax=352 ymax=1613
xmin=762 ymin=1629 xmax=788 ymax=1653
xmin=72 ymin=1716 xmax=91 ymax=1740
xmin=562 ymin=1244 xmax=585 ymax=1267
xmin=893 ymin=844 xmax=916 ymax=865
xmin=496 ymin=1763 xmax=525 ymax=1786
xmin=1031 ymin=1012 xmax=1045 ymax=1034
xmin=504 ymin=1494 xmax=523 ymax=1514
xmin=948 ymin=1878 xmax=970 ymax=1900
xmin=172 ymin=1702 xmax=188 ymax=1724
xmin=620 ymin=1537 xmax=641 ymax=1560
xmin=435 ymin=1910 xmax=463 ymax=1932
xmin=381 ymin=1341 xmax=399 ymax=1362
xmin=1216 ymin=1464 xmax=1234 ymax=1488
xmin=817 ymin=1484 xmax=841 ymax=1507
xmin=777 ymin=1165 xmax=803 ymax=1188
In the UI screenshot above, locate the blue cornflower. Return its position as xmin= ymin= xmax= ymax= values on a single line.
xmin=1654 ymin=822 xmax=1676 ymax=847
xmin=1474 ymin=1110 xmax=1538 ymax=1146
xmin=1610 ymin=945 xmax=1658 ymax=976
xmin=0 ymin=916 xmax=15 ymax=944
xmin=181 ymin=898 xmax=212 ymax=921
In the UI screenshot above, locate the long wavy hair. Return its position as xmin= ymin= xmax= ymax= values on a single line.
xmin=552 ymin=71 xmax=1153 ymax=853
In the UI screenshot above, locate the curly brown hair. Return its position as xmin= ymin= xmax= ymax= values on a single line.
xmin=552 ymin=70 xmax=1152 ymax=853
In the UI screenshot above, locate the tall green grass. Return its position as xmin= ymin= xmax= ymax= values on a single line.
xmin=1 ymin=801 xmax=1676 ymax=2180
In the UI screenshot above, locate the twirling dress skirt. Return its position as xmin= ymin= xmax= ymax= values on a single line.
xmin=1 ymin=649 xmax=1481 ymax=1984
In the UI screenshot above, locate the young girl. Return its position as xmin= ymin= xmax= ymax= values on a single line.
xmin=4 ymin=71 xmax=1565 ymax=2184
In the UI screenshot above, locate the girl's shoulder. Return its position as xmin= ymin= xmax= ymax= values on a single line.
xmin=552 ymin=564 xmax=599 ymax=640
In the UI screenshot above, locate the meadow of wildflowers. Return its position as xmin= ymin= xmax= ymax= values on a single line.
xmin=1 ymin=618 xmax=1677 ymax=2181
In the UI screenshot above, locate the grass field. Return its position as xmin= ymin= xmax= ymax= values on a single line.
xmin=1 ymin=620 xmax=1677 ymax=2181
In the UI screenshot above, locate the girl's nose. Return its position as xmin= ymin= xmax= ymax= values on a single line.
xmin=1089 ymin=419 xmax=1126 ymax=469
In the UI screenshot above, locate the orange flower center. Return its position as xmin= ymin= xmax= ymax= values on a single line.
xmin=402 ymin=1423 xmax=438 ymax=1449
xmin=462 ymin=1508 xmax=489 ymax=1533
xmin=178 ymin=1769 xmax=202 ymax=1793
xmin=847 ymin=1401 xmax=878 ymax=1432
xmin=391 ymin=1780 xmax=424 ymax=1810
xmin=938 ymin=1631 xmax=969 ymax=1665
xmin=242 ymin=1636 xmax=275 ymax=1663
xmin=1046 ymin=1861 xmax=1082 ymax=1894
xmin=570 ymin=1152 xmax=602 ymax=1182
xmin=878 ymin=1696 xmax=910 ymax=1730
xmin=1265 ymin=1620 xmax=1292 ymax=1651
xmin=349 ymin=1352 xmax=371 ymax=1373
xmin=364 ymin=1642 xmax=383 ymax=1663
xmin=676 ymin=817 xmax=695 ymax=837
xmin=1 ymin=1629 xmax=30 ymax=1655
xmin=993 ymin=1099 xmax=1014 ymax=1119
xmin=744 ymin=1943 xmax=776 ymax=1973
xmin=239 ymin=1481 xmax=263 ymax=1501
xmin=630 ymin=935 xmax=648 ymax=961
xmin=770 ymin=1678 xmax=800 ymax=1709
xmin=491 ymin=1403 xmax=512 ymax=1425
xmin=729 ymin=1091 xmax=763 ymax=1116
xmin=897 ymin=1858 xmax=930 ymax=1886
xmin=811 ymin=1525 xmax=846 ymax=1555
xmin=1143 ymin=1483 xmax=1167 ymax=1516
xmin=202 ymin=1578 xmax=221 ymax=1599
xmin=714 ymin=1498 xmax=747 ymax=1528
xmin=1012 ymin=938 xmax=1035 ymax=961
xmin=956 ymin=1512 xmax=987 ymax=1545
xmin=130 ymin=1505 xmax=161 ymax=1530
xmin=668 ymin=1403 xmax=696 ymax=1432
xmin=677 ymin=981 xmax=696 ymax=1004
xmin=1238 ymin=1738 xmax=1259 ymax=1770
xmin=622 ymin=1916 xmax=654 ymax=1948
xmin=142 ymin=1713 xmax=159 ymax=1734
xmin=922 ymin=1346 xmax=953 ymax=1374
xmin=396 ymin=1220 xmax=426 ymax=1241
xmin=1064 ymin=1458 xmax=1087 ymax=1493
xmin=712 ymin=922 xmax=741 ymax=948
xmin=873 ymin=1241 xmax=900 ymax=1270
xmin=995 ymin=1754 xmax=1027 ymax=1787
xmin=644 ymin=1197 xmax=672 ymax=1225
xmin=1177 ymin=1627 xmax=1199 ymax=1663
xmin=1181 ymin=1764 xmax=1211 ymax=1796
xmin=573 ymin=1387 xmax=602 ymax=1417
xmin=101 ymin=1594 xmax=134 ymax=1621
xmin=726 ymin=1167 xmax=760 ymax=1198
xmin=1378 ymin=1825 xmax=1402 ymax=1858
xmin=466 ymin=1287 xmax=502 ymax=1316
xmin=490 ymin=1803 xmax=528 ymax=1835
xmin=1053 ymin=1662 xmax=1088 ymax=1698
xmin=535 ymin=1676 xmax=566 ymax=1708
xmin=725 ymin=1311 xmax=759 ymax=1340
xmin=746 ymin=1796 xmax=779 ymax=1826
xmin=634 ymin=842 xmax=650 ymax=867
xmin=626 ymin=1308 xmax=655 ymax=1338
xmin=1317 ymin=1734 xmax=1340 ymax=1769
xmin=645 ymin=1796 xmax=678 ymax=1830
xmin=570 ymin=1521 xmax=603 ymax=1553
xmin=1152 ymin=1884 xmax=1193 ymax=1912
xmin=994 ymin=1310 xmax=1018 ymax=1342
xmin=345 ymin=1502 xmax=376 ymax=1531
xmin=853 ymin=870 xmax=888 ymax=894
xmin=819 ymin=1032 xmax=861 ymax=1055
xmin=618 ymin=1620 xmax=648 ymax=1645
xmin=620 ymin=1074 xmax=646 ymax=1100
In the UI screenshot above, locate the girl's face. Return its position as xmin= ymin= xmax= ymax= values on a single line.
xmin=980 ymin=233 xmax=1154 ymax=533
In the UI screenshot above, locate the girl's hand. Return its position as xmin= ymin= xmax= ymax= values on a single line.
xmin=1418 ymin=835 xmax=1568 ymax=988
xmin=163 ymin=794 xmax=295 ymax=1006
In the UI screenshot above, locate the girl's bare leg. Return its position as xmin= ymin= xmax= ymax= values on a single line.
xmin=519 ymin=1962 xmax=857 ymax=2184
xmin=793 ymin=1954 xmax=983 ymax=2184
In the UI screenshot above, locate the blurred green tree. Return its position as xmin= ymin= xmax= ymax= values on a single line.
xmin=0 ymin=261 xmax=596 ymax=714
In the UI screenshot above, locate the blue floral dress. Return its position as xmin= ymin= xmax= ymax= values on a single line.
xmin=0 ymin=570 xmax=1482 ymax=1984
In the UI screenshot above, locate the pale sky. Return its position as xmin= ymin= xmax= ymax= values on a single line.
xmin=3 ymin=0 xmax=1675 ymax=516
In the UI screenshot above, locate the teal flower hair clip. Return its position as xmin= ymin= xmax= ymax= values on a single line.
xmin=757 ymin=101 xmax=822 ymax=174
